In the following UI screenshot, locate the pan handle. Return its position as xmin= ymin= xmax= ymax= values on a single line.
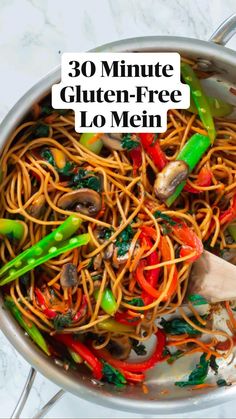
xmin=10 ymin=367 xmax=65 ymax=419
xmin=209 ymin=14 xmax=236 ymax=46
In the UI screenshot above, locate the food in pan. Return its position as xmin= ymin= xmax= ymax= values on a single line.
xmin=0 ymin=59 xmax=235 ymax=388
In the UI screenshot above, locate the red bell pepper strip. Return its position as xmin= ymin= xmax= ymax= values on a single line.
xmin=139 ymin=228 xmax=160 ymax=305
xmin=219 ymin=194 xmax=236 ymax=225
xmin=138 ymin=133 xmax=167 ymax=171
xmin=35 ymin=288 xmax=57 ymax=319
xmin=135 ymin=233 xmax=177 ymax=301
xmin=55 ymin=334 xmax=103 ymax=380
xmin=73 ymin=295 xmax=87 ymax=322
xmin=114 ymin=312 xmax=140 ymax=326
xmin=91 ymin=329 xmax=165 ymax=373
xmin=172 ymin=223 xmax=203 ymax=262
xmin=184 ymin=167 xmax=212 ymax=194
xmin=159 ymin=236 xmax=178 ymax=299
xmin=129 ymin=145 xmax=142 ymax=175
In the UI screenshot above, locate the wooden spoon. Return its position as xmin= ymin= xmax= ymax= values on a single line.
xmin=187 ymin=250 xmax=236 ymax=303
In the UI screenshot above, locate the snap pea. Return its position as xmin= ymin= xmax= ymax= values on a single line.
xmin=181 ymin=63 xmax=216 ymax=143
xmin=166 ymin=133 xmax=211 ymax=206
xmin=0 ymin=233 xmax=90 ymax=286
xmin=4 ymin=296 xmax=50 ymax=356
xmin=188 ymin=95 xmax=233 ymax=118
xmin=0 ymin=219 xmax=24 ymax=240
xmin=0 ymin=215 xmax=82 ymax=279
xmin=94 ymin=288 xmax=117 ymax=315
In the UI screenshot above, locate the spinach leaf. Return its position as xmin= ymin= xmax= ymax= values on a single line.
xmin=102 ymin=361 xmax=126 ymax=387
xmin=209 ymin=355 xmax=219 ymax=375
xmin=116 ymin=225 xmax=134 ymax=257
xmin=32 ymin=123 xmax=50 ymax=138
xmin=98 ymin=227 xmax=113 ymax=241
xmin=128 ymin=298 xmax=144 ymax=307
xmin=154 ymin=210 xmax=177 ymax=235
xmin=160 ymin=317 xmax=203 ymax=336
xmin=41 ymin=104 xmax=53 ymax=116
xmin=131 ymin=339 xmax=147 ymax=356
xmin=175 ymin=354 xmax=209 ymax=387
xmin=53 ymin=312 xmax=72 ymax=331
xmin=70 ymin=169 xmax=101 ymax=192
xmin=154 ymin=210 xmax=177 ymax=226
xmin=167 ymin=350 xmax=184 ymax=364
xmin=41 ymin=149 xmax=74 ymax=176
xmin=121 ymin=134 xmax=140 ymax=151
xmin=217 ymin=379 xmax=231 ymax=387
xmin=188 ymin=294 xmax=208 ymax=306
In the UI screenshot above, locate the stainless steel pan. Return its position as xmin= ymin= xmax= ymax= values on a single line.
xmin=0 ymin=15 xmax=236 ymax=417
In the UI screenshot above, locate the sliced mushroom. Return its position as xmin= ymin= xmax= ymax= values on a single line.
xmin=104 ymin=243 xmax=114 ymax=260
xmin=108 ymin=336 xmax=132 ymax=360
xmin=100 ymin=133 xmax=123 ymax=151
xmin=93 ymin=253 xmax=102 ymax=270
xmin=60 ymin=263 xmax=79 ymax=288
xmin=28 ymin=194 xmax=46 ymax=218
xmin=57 ymin=188 xmax=102 ymax=216
xmin=154 ymin=160 xmax=189 ymax=200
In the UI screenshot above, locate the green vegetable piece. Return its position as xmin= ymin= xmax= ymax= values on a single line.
xmin=102 ymin=361 xmax=126 ymax=387
xmin=0 ymin=215 xmax=82 ymax=279
xmin=160 ymin=317 xmax=203 ymax=336
xmin=217 ymin=378 xmax=231 ymax=387
xmin=32 ymin=123 xmax=50 ymax=138
xmin=68 ymin=348 xmax=83 ymax=363
xmin=167 ymin=350 xmax=184 ymax=364
xmin=71 ymin=169 xmax=101 ymax=192
xmin=121 ymin=134 xmax=140 ymax=151
xmin=79 ymin=133 xmax=103 ymax=155
xmin=4 ymin=296 xmax=50 ymax=356
xmin=94 ymin=288 xmax=117 ymax=315
xmin=175 ymin=353 xmax=209 ymax=387
xmin=188 ymin=294 xmax=208 ymax=305
xmin=131 ymin=339 xmax=147 ymax=356
xmin=0 ymin=233 xmax=90 ymax=286
xmin=166 ymin=133 xmax=211 ymax=206
xmin=98 ymin=318 xmax=135 ymax=333
xmin=53 ymin=312 xmax=73 ymax=331
xmin=116 ymin=225 xmax=134 ymax=257
xmin=128 ymin=297 xmax=144 ymax=307
xmin=210 ymin=355 xmax=219 ymax=375
xmin=228 ymin=224 xmax=236 ymax=242
xmin=154 ymin=210 xmax=177 ymax=226
xmin=0 ymin=219 xmax=24 ymax=241
xmin=181 ymin=63 xmax=216 ymax=143
xmin=188 ymin=95 xmax=233 ymax=118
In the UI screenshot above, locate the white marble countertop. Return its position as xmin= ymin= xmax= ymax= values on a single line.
xmin=0 ymin=0 xmax=236 ymax=417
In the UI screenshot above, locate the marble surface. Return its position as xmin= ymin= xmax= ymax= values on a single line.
xmin=0 ymin=0 xmax=236 ymax=417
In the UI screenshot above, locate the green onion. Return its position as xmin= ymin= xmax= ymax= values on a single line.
xmin=181 ymin=63 xmax=216 ymax=143
xmin=94 ymin=288 xmax=117 ymax=315
xmin=166 ymin=133 xmax=211 ymax=206
xmin=4 ymin=296 xmax=50 ymax=356
xmin=79 ymin=133 xmax=103 ymax=155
